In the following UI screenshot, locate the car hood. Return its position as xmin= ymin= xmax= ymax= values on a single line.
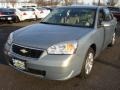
xmin=13 ymin=23 xmax=93 ymax=49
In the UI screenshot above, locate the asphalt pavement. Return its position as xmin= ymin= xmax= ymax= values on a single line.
xmin=0 ymin=21 xmax=120 ymax=90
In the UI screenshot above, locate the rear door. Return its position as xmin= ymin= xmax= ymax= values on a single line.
xmin=103 ymin=8 xmax=116 ymax=46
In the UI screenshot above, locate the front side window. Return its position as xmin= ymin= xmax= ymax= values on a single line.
xmin=41 ymin=8 xmax=96 ymax=28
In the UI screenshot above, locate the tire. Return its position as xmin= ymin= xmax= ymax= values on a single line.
xmin=7 ymin=21 xmax=13 ymax=24
xmin=15 ymin=16 xmax=20 ymax=23
xmin=109 ymin=32 xmax=116 ymax=47
xmin=34 ymin=15 xmax=38 ymax=21
xmin=80 ymin=48 xmax=95 ymax=79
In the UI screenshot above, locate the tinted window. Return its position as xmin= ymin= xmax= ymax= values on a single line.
xmin=0 ymin=8 xmax=12 ymax=12
xmin=19 ymin=8 xmax=34 ymax=11
xmin=108 ymin=7 xmax=120 ymax=12
xmin=37 ymin=8 xmax=46 ymax=11
xmin=9 ymin=9 xmax=16 ymax=12
xmin=104 ymin=8 xmax=112 ymax=21
xmin=26 ymin=8 xmax=35 ymax=11
xmin=41 ymin=8 xmax=96 ymax=28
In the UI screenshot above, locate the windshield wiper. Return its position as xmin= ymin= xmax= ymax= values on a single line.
xmin=40 ymin=22 xmax=52 ymax=24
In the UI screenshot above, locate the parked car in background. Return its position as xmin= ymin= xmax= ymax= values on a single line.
xmin=9 ymin=8 xmax=36 ymax=22
xmin=4 ymin=6 xmax=117 ymax=80
xmin=25 ymin=7 xmax=51 ymax=19
xmin=108 ymin=6 xmax=120 ymax=21
xmin=9 ymin=8 xmax=21 ymax=22
xmin=0 ymin=8 xmax=17 ymax=23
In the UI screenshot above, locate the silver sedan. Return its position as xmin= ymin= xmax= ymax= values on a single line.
xmin=4 ymin=6 xmax=117 ymax=80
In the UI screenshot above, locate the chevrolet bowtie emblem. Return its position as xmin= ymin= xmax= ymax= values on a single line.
xmin=20 ymin=49 xmax=28 ymax=54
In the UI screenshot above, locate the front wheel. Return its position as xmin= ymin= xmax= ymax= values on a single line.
xmin=80 ymin=48 xmax=95 ymax=79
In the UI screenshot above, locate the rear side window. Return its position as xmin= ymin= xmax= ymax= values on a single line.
xmin=104 ymin=8 xmax=113 ymax=21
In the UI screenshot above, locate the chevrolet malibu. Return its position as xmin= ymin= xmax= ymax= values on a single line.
xmin=4 ymin=6 xmax=117 ymax=80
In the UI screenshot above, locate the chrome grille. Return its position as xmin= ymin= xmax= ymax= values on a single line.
xmin=12 ymin=44 xmax=43 ymax=58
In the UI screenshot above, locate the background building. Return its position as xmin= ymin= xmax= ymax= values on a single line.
xmin=58 ymin=0 xmax=107 ymax=6
xmin=0 ymin=0 xmax=37 ymax=8
xmin=115 ymin=0 xmax=120 ymax=6
xmin=0 ymin=0 xmax=119 ymax=8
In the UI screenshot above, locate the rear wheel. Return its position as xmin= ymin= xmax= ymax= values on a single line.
xmin=15 ymin=16 xmax=20 ymax=23
xmin=80 ymin=48 xmax=95 ymax=79
xmin=109 ymin=32 xmax=116 ymax=47
xmin=34 ymin=15 xmax=38 ymax=21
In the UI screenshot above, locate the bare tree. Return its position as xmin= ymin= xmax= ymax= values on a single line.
xmin=64 ymin=0 xmax=72 ymax=6
xmin=64 ymin=0 xmax=69 ymax=5
xmin=9 ymin=0 xmax=17 ymax=8
xmin=108 ymin=0 xmax=118 ymax=6
xmin=33 ymin=0 xmax=44 ymax=6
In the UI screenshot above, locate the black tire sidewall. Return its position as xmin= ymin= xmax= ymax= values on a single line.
xmin=80 ymin=48 xmax=95 ymax=79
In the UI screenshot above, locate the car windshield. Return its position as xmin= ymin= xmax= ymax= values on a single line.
xmin=41 ymin=7 xmax=96 ymax=28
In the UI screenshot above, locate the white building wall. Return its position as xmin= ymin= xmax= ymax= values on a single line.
xmin=115 ymin=0 xmax=120 ymax=6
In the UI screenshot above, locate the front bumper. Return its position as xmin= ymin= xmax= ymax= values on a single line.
xmin=0 ymin=15 xmax=17 ymax=22
xmin=4 ymin=44 xmax=80 ymax=80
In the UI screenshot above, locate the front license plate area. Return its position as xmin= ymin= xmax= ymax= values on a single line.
xmin=8 ymin=17 xmax=12 ymax=20
xmin=12 ymin=58 xmax=26 ymax=70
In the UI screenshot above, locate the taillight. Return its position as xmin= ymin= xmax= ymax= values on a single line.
xmin=33 ymin=12 xmax=35 ymax=15
xmin=40 ymin=10 xmax=43 ymax=14
xmin=23 ymin=12 xmax=27 ymax=15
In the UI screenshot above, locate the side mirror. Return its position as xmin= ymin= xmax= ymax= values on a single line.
xmin=101 ymin=21 xmax=111 ymax=27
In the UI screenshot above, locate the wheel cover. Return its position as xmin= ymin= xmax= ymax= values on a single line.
xmin=112 ymin=33 xmax=116 ymax=45
xmin=85 ymin=52 xmax=94 ymax=75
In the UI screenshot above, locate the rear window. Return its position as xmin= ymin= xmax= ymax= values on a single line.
xmin=26 ymin=8 xmax=35 ymax=11
xmin=9 ymin=9 xmax=16 ymax=12
xmin=19 ymin=8 xmax=34 ymax=11
xmin=0 ymin=8 xmax=11 ymax=12
xmin=37 ymin=8 xmax=46 ymax=11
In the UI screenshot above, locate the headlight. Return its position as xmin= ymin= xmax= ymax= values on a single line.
xmin=47 ymin=41 xmax=78 ymax=55
xmin=7 ymin=32 xmax=13 ymax=45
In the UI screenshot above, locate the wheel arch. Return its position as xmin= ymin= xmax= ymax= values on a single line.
xmin=90 ymin=44 xmax=96 ymax=56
